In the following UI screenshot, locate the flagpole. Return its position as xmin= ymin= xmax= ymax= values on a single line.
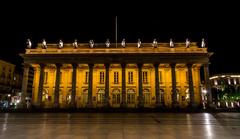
xmin=115 ymin=16 xmax=117 ymax=48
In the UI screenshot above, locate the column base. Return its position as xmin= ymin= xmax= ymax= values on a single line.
xmin=188 ymin=103 xmax=198 ymax=110
xmin=70 ymin=102 xmax=76 ymax=109
xmin=172 ymin=102 xmax=180 ymax=109
xmin=155 ymin=102 xmax=164 ymax=108
xmin=137 ymin=102 xmax=144 ymax=108
xmin=120 ymin=102 xmax=127 ymax=108
xmin=35 ymin=102 xmax=43 ymax=109
xmin=53 ymin=103 xmax=59 ymax=108
xmin=104 ymin=102 xmax=110 ymax=108
xmin=207 ymin=103 xmax=216 ymax=109
xmin=86 ymin=101 xmax=93 ymax=108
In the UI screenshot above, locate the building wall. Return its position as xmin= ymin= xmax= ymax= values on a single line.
xmin=31 ymin=64 xmax=202 ymax=108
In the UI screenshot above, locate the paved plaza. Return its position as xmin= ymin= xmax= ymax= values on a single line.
xmin=0 ymin=112 xmax=240 ymax=139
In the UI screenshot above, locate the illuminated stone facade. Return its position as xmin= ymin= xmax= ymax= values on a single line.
xmin=20 ymin=41 xmax=213 ymax=109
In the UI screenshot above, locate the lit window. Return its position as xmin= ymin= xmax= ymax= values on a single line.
xmin=100 ymin=72 xmax=105 ymax=84
xmin=186 ymin=71 xmax=189 ymax=82
xmin=143 ymin=89 xmax=150 ymax=104
xmin=159 ymin=71 xmax=163 ymax=83
xmin=85 ymin=72 xmax=89 ymax=83
xmin=97 ymin=89 xmax=105 ymax=104
xmin=142 ymin=71 xmax=148 ymax=83
xmin=160 ymin=89 xmax=164 ymax=102
xmin=114 ymin=72 xmax=119 ymax=84
xmin=82 ymin=89 xmax=88 ymax=104
xmin=127 ymin=89 xmax=135 ymax=104
xmin=112 ymin=89 xmax=120 ymax=104
xmin=128 ymin=71 xmax=133 ymax=83
xmin=59 ymin=72 xmax=63 ymax=84
xmin=44 ymin=72 xmax=48 ymax=84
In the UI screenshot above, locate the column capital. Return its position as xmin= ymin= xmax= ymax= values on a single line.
xmin=203 ymin=63 xmax=210 ymax=67
xmin=121 ymin=63 xmax=126 ymax=68
xmin=72 ymin=63 xmax=78 ymax=68
xmin=137 ymin=63 xmax=143 ymax=68
xmin=170 ymin=63 xmax=176 ymax=68
xmin=55 ymin=63 xmax=62 ymax=68
xmin=39 ymin=63 xmax=46 ymax=68
xmin=88 ymin=63 xmax=94 ymax=68
xmin=186 ymin=63 xmax=193 ymax=68
xmin=22 ymin=63 xmax=31 ymax=68
xmin=153 ymin=63 xmax=159 ymax=68
xmin=104 ymin=63 xmax=110 ymax=68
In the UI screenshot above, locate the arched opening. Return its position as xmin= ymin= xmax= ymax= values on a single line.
xmin=112 ymin=89 xmax=121 ymax=104
xmin=97 ymin=89 xmax=105 ymax=104
xmin=185 ymin=88 xmax=190 ymax=104
xmin=82 ymin=89 xmax=88 ymax=104
xmin=66 ymin=89 xmax=71 ymax=105
xmin=42 ymin=88 xmax=49 ymax=102
xmin=143 ymin=89 xmax=150 ymax=104
xmin=171 ymin=89 xmax=180 ymax=102
xmin=127 ymin=89 xmax=135 ymax=104
xmin=160 ymin=89 xmax=164 ymax=103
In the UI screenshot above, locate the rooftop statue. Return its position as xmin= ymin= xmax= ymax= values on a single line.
xmin=42 ymin=39 xmax=47 ymax=49
xmin=59 ymin=40 xmax=63 ymax=48
xmin=186 ymin=38 xmax=190 ymax=48
xmin=73 ymin=39 xmax=78 ymax=48
xmin=105 ymin=39 xmax=110 ymax=47
xmin=170 ymin=38 xmax=174 ymax=48
xmin=121 ymin=39 xmax=126 ymax=48
xmin=201 ymin=38 xmax=206 ymax=48
xmin=152 ymin=39 xmax=157 ymax=48
xmin=137 ymin=39 xmax=141 ymax=48
xmin=89 ymin=40 xmax=94 ymax=48
xmin=26 ymin=39 xmax=32 ymax=49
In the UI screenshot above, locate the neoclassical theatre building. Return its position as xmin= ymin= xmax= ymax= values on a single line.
xmin=20 ymin=39 xmax=213 ymax=109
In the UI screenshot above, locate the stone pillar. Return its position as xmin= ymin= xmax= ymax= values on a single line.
xmin=121 ymin=63 xmax=127 ymax=108
xmin=104 ymin=63 xmax=110 ymax=107
xmin=204 ymin=64 xmax=215 ymax=108
xmin=187 ymin=64 xmax=196 ymax=108
xmin=171 ymin=63 xmax=178 ymax=108
xmin=87 ymin=64 xmax=93 ymax=108
xmin=37 ymin=64 xmax=45 ymax=108
xmin=71 ymin=63 xmax=77 ymax=108
xmin=20 ymin=64 xmax=30 ymax=108
xmin=54 ymin=63 xmax=61 ymax=108
xmin=154 ymin=63 xmax=162 ymax=107
xmin=137 ymin=63 xmax=144 ymax=108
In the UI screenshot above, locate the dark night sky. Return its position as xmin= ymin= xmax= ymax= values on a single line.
xmin=0 ymin=1 xmax=239 ymax=75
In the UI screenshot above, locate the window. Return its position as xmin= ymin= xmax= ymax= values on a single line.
xmin=100 ymin=72 xmax=105 ymax=84
xmin=128 ymin=71 xmax=133 ymax=83
xmin=85 ymin=72 xmax=89 ymax=83
xmin=44 ymin=72 xmax=48 ymax=84
xmin=143 ymin=89 xmax=150 ymax=104
xmin=143 ymin=71 xmax=148 ymax=83
xmin=60 ymin=72 xmax=63 ymax=84
xmin=97 ymin=89 xmax=105 ymax=104
xmin=112 ymin=89 xmax=120 ymax=104
xmin=82 ymin=89 xmax=88 ymax=104
xmin=127 ymin=89 xmax=135 ymax=104
xmin=159 ymin=71 xmax=163 ymax=83
xmin=114 ymin=72 xmax=119 ymax=84
xmin=69 ymin=72 xmax=72 ymax=84
xmin=160 ymin=89 xmax=164 ymax=102
xmin=186 ymin=71 xmax=189 ymax=82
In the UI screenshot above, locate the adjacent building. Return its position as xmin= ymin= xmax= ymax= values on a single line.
xmin=0 ymin=60 xmax=22 ymax=108
xmin=210 ymin=74 xmax=240 ymax=108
